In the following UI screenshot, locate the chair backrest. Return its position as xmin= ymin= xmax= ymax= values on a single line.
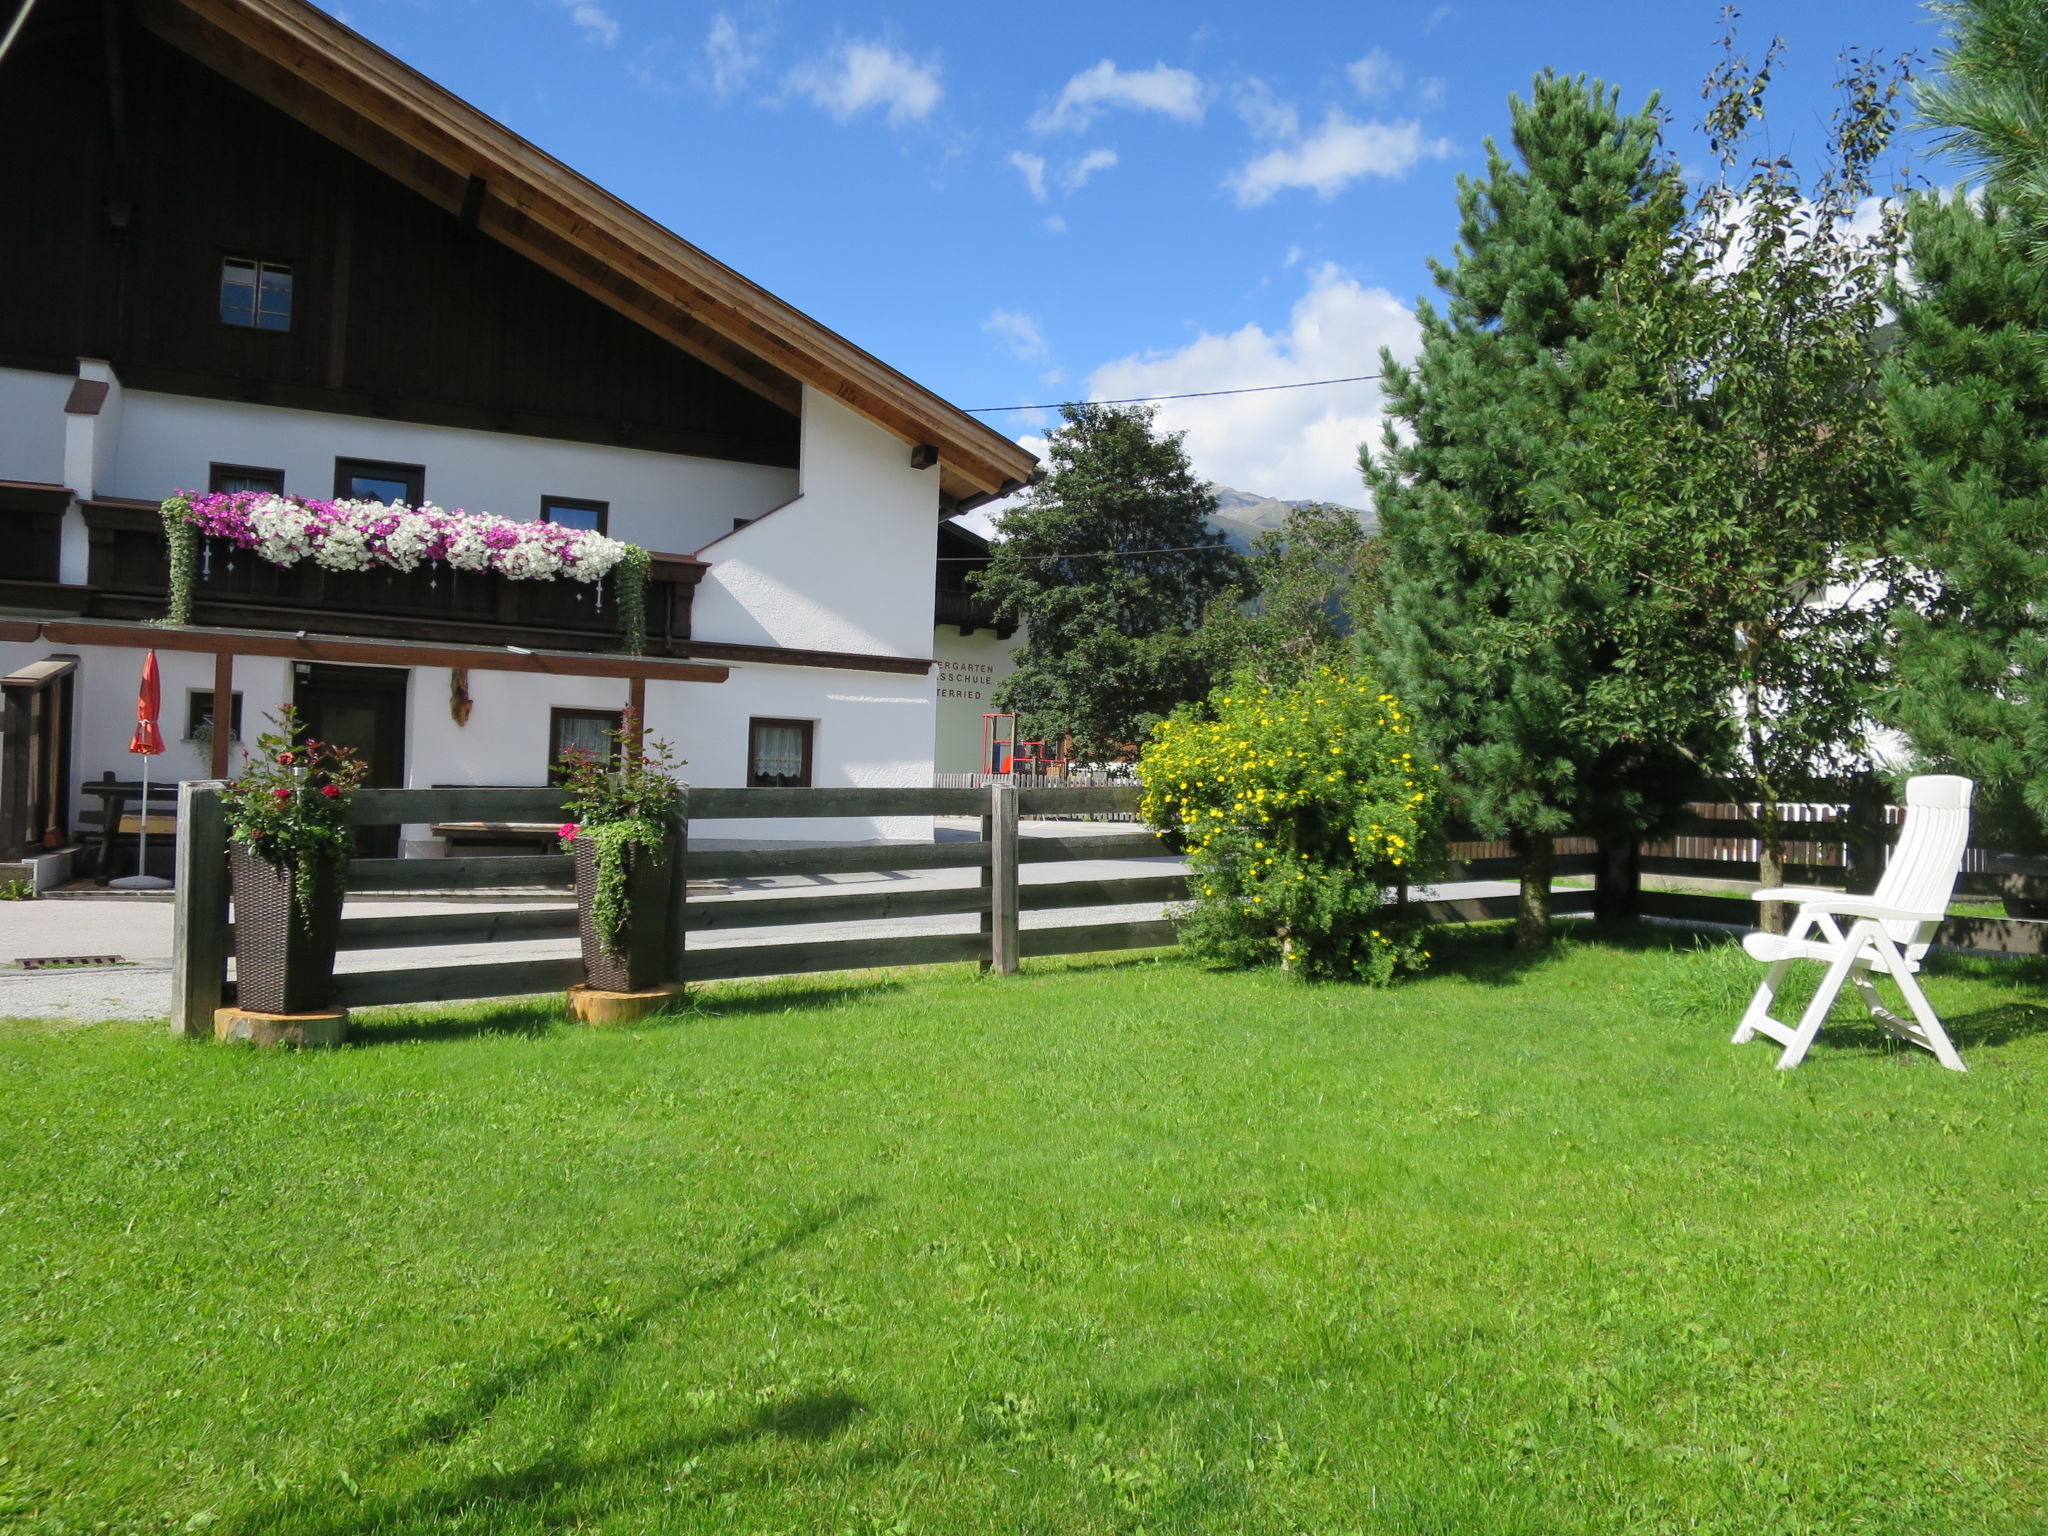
xmin=1871 ymin=775 xmax=1973 ymax=956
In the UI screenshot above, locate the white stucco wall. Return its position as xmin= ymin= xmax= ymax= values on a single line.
xmin=687 ymin=387 xmax=941 ymax=656
xmin=932 ymin=625 xmax=1021 ymax=773
xmin=0 ymin=367 xmax=70 ymax=488
xmin=98 ymin=392 xmax=797 ymax=553
xmin=2 ymin=370 xmax=944 ymax=847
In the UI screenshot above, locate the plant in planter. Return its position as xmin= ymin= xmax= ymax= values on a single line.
xmin=220 ymin=708 xmax=368 ymax=1014
xmin=557 ymin=712 xmax=686 ymax=992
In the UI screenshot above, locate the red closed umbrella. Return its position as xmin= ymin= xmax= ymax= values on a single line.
xmin=128 ymin=650 xmax=165 ymax=756
xmin=113 ymin=650 xmax=171 ymax=889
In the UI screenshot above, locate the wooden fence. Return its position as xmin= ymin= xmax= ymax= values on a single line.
xmin=168 ymin=783 xmax=1188 ymax=1037
xmin=167 ymin=779 xmax=2047 ymax=1036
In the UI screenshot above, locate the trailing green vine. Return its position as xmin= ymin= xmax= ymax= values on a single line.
xmin=557 ymin=712 xmax=686 ymax=953
xmin=614 ymin=545 xmax=652 ymax=655
xmin=160 ymin=494 xmax=198 ymax=626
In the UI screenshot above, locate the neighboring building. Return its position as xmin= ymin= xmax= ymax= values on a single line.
xmin=0 ymin=0 xmax=1036 ymax=858
xmin=931 ymin=522 xmax=1020 ymax=775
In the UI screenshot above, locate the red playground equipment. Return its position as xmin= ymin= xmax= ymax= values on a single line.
xmin=981 ymin=713 xmax=1060 ymax=776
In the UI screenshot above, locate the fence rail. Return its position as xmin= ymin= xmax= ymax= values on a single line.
xmin=168 ymin=777 xmax=2048 ymax=1039
xmin=168 ymin=782 xmax=1183 ymax=1036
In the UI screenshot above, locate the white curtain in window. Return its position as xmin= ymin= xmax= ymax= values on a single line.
xmin=752 ymin=722 xmax=806 ymax=784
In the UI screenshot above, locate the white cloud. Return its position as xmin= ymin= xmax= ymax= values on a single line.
xmin=1044 ymin=215 xmax=1068 ymax=234
xmin=984 ymin=308 xmax=1050 ymax=360
xmin=1031 ymin=60 xmax=1204 ymax=134
xmin=1346 ymin=48 xmax=1404 ymax=100
xmin=1008 ymin=150 xmax=1049 ymax=202
xmin=789 ymin=40 xmax=942 ymax=127
xmin=1063 ymin=148 xmax=1119 ymax=192
xmin=560 ymin=0 xmax=618 ymax=47
xmin=1418 ymin=76 xmax=1447 ymax=109
xmin=1080 ymin=264 xmax=1419 ymax=507
xmin=1227 ymin=109 xmax=1451 ymax=206
xmin=1233 ymin=78 xmax=1300 ymax=141
xmin=704 ymin=13 xmax=760 ymax=98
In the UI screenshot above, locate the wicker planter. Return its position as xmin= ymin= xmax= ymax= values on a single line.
xmin=574 ymin=833 xmax=674 ymax=993
xmin=230 ymin=849 xmax=345 ymax=1015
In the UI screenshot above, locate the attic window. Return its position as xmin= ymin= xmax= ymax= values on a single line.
xmin=220 ymin=258 xmax=292 ymax=331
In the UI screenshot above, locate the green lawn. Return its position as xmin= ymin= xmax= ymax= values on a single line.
xmin=3 ymin=927 xmax=2045 ymax=1534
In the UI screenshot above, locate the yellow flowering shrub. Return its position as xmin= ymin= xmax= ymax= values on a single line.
xmin=1139 ymin=665 xmax=1443 ymax=982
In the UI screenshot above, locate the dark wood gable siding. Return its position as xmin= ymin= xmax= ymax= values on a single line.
xmin=0 ymin=6 xmax=797 ymax=468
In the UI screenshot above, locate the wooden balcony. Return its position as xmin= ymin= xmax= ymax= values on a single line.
xmin=21 ymin=501 xmax=707 ymax=655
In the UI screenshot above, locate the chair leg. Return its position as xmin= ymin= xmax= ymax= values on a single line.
xmin=1733 ymin=959 xmax=1792 ymax=1045
xmin=1889 ymin=964 xmax=1968 ymax=1073
xmin=1776 ymin=945 xmax=1860 ymax=1070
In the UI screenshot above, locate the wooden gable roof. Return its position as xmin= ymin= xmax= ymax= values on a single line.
xmin=134 ymin=0 xmax=1038 ymax=509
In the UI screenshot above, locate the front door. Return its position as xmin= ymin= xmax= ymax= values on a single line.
xmin=293 ymin=663 xmax=407 ymax=858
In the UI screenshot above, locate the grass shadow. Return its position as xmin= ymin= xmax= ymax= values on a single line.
xmin=683 ymin=975 xmax=910 ymax=1017
xmin=216 ymin=1196 xmax=876 ymax=1536
xmin=347 ymin=998 xmax=570 ymax=1046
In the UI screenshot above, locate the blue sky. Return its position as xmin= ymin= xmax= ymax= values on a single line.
xmin=331 ymin=0 xmax=1948 ymax=507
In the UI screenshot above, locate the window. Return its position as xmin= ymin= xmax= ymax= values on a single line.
xmin=541 ymin=496 xmax=608 ymax=534
xmin=209 ymin=463 xmax=284 ymax=496
xmin=185 ymin=689 xmax=243 ymax=743
xmin=220 ymin=258 xmax=292 ymax=331
xmin=748 ymin=718 xmax=813 ymax=788
xmin=549 ymin=707 xmax=621 ymax=783
xmin=334 ymin=458 xmax=425 ymax=506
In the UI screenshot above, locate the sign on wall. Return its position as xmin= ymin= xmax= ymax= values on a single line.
xmin=931 ymin=628 xmax=1020 ymax=773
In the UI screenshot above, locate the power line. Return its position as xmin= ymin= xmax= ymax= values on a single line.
xmin=937 ymin=543 xmax=1238 ymax=561
xmin=963 ymin=372 xmax=1385 ymax=414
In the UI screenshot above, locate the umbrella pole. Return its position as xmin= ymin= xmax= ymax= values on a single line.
xmin=136 ymin=752 xmax=149 ymax=879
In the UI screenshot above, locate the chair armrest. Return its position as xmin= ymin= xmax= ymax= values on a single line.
xmin=1751 ymin=888 xmax=1945 ymax=923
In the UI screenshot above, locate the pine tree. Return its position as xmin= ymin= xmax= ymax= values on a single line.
xmin=1362 ymin=71 xmax=1688 ymax=949
xmin=1886 ymin=191 xmax=2048 ymax=845
xmin=977 ymin=404 xmax=1246 ymax=760
xmin=1885 ymin=0 xmax=2048 ymax=844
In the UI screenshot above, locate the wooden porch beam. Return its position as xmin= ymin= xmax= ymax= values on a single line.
xmin=35 ymin=621 xmax=732 ymax=684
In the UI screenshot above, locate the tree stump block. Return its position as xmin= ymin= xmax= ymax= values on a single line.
xmin=566 ymin=981 xmax=686 ymax=1026
xmin=213 ymin=1006 xmax=349 ymax=1048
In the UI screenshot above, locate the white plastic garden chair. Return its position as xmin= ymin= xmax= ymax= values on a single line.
xmin=1732 ymin=775 xmax=1973 ymax=1072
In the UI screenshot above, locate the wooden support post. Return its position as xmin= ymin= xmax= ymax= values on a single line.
xmin=627 ymin=676 xmax=647 ymax=754
xmin=988 ymin=782 xmax=1019 ymax=975
xmin=663 ymin=788 xmax=690 ymax=986
xmin=209 ymin=650 xmax=234 ymax=780
xmin=169 ymin=780 xmax=229 ymax=1039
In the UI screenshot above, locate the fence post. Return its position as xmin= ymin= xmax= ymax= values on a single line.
xmin=169 ymin=780 xmax=229 ymax=1039
xmin=663 ymin=787 xmax=690 ymax=985
xmin=983 ymin=782 xmax=1019 ymax=975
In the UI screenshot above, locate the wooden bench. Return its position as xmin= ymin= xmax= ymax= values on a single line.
xmin=78 ymin=774 xmax=182 ymax=883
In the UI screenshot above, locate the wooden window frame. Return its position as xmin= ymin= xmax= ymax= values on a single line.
xmin=540 ymin=495 xmax=609 ymax=535
xmin=219 ymin=256 xmax=295 ymax=332
xmin=185 ymin=688 xmax=243 ymax=743
xmin=747 ymin=717 xmax=815 ymax=789
xmin=333 ymin=457 xmax=426 ymax=505
xmin=549 ymin=706 xmax=623 ymax=784
xmin=208 ymin=463 xmax=286 ymax=496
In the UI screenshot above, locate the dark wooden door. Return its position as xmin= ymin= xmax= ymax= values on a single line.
xmin=293 ymin=663 xmax=407 ymax=858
